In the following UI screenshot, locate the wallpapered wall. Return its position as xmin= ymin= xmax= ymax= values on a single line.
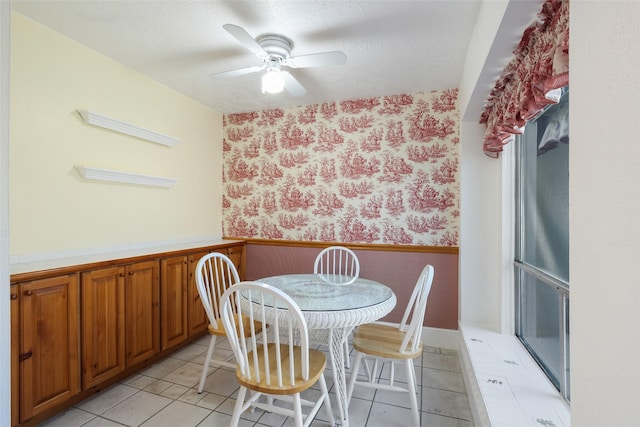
xmin=222 ymin=89 xmax=459 ymax=246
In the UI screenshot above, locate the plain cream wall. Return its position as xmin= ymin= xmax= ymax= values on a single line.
xmin=10 ymin=12 xmax=223 ymax=257
xmin=571 ymin=2 xmax=640 ymax=425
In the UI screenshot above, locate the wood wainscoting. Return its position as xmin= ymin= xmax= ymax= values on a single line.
xmin=242 ymin=240 xmax=459 ymax=330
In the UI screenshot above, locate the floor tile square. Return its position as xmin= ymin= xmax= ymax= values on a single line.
xmin=421 ymin=387 xmax=473 ymax=421
xmin=201 ymin=367 xmax=241 ymax=396
xmin=421 ymin=412 xmax=475 ymax=427
xmin=120 ymin=373 xmax=157 ymax=390
xmin=170 ymin=343 xmax=209 ymax=362
xmin=162 ymin=361 xmax=205 ymax=387
xmin=176 ymin=387 xmax=207 ymax=405
xmin=160 ymin=383 xmax=190 ymax=399
xmin=422 ymin=367 xmax=467 ymax=393
xmin=139 ymin=400 xmax=211 ymax=427
xmin=194 ymin=391 xmax=227 ymax=410
xmin=198 ymin=410 xmax=254 ymax=427
xmin=139 ymin=357 xmax=187 ymax=379
xmin=101 ymin=390 xmax=172 ymax=426
xmin=82 ymin=416 xmax=127 ymax=427
xmin=345 ymin=396 xmax=374 ymax=426
xmin=36 ymin=407 xmax=95 ymax=427
xmin=144 ymin=379 xmax=174 ymax=395
xmin=423 ymin=352 xmax=461 ymax=373
xmin=367 ymin=401 xmax=419 ymax=427
xmin=76 ymin=384 xmax=139 ymax=415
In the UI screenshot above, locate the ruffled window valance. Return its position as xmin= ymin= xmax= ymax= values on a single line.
xmin=479 ymin=0 xmax=569 ymax=158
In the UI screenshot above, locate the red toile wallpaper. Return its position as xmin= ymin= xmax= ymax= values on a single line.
xmin=222 ymin=89 xmax=460 ymax=246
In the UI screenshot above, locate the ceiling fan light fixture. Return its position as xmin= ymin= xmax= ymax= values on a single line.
xmin=262 ymin=67 xmax=284 ymax=94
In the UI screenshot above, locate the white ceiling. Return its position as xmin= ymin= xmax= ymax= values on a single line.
xmin=12 ymin=0 xmax=483 ymax=114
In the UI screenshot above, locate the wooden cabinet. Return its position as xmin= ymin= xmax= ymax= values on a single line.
xmin=124 ymin=261 xmax=160 ymax=366
xmin=187 ymin=251 xmax=209 ymax=337
xmin=226 ymin=245 xmax=245 ymax=279
xmin=10 ymin=241 xmax=244 ymax=425
xmin=81 ymin=266 xmax=125 ymax=389
xmin=81 ymin=261 xmax=159 ymax=389
xmin=13 ymin=275 xmax=80 ymax=422
xmin=161 ymin=256 xmax=188 ymax=349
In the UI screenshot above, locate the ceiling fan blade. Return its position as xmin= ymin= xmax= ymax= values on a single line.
xmin=286 ymin=51 xmax=347 ymax=68
xmin=281 ymin=71 xmax=306 ymax=97
xmin=223 ymin=24 xmax=266 ymax=56
xmin=210 ymin=65 xmax=264 ymax=79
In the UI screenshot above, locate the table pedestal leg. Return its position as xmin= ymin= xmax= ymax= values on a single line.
xmin=328 ymin=327 xmax=352 ymax=427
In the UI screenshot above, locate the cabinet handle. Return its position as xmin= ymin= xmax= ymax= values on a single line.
xmin=19 ymin=351 xmax=32 ymax=361
xmin=119 ymin=273 xmax=125 ymax=277
xmin=10 ymin=293 xmax=17 ymax=300
xmin=128 ymin=271 xmax=134 ymax=276
xmin=24 ymin=290 xmax=33 ymax=296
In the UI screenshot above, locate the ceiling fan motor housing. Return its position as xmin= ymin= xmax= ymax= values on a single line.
xmin=256 ymin=33 xmax=293 ymax=61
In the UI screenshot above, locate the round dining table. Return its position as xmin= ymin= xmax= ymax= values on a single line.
xmin=257 ymin=273 xmax=397 ymax=427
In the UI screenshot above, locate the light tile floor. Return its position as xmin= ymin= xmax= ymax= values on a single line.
xmin=38 ymin=335 xmax=474 ymax=427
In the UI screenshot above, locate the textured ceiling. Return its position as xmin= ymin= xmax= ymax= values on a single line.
xmin=12 ymin=0 xmax=482 ymax=114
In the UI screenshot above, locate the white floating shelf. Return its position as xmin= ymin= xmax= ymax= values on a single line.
xmin=75 ymin=166 xmax=178 ymax=188
xmin=78 ymin=110 xmax=179 ymax=147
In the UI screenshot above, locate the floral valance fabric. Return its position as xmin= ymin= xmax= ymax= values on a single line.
xmin=479 ymin=0 xmax=569 ymax=157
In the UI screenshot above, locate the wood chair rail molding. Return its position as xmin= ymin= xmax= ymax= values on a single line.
xmin=235 ymin=238 xmax=459 ymax=255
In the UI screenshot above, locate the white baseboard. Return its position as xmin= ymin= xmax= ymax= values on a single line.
xmin=423 ymin=326 xmax=459 ymax=350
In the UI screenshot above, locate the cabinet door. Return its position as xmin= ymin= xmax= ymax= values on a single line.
xmin=226 ymin=245 xmax=245 ymax=280
xmin=160 ymin=256 xmax=188 ymax=349
xmin=125 ymin=260 xmax=160 ymax=366
xmin=10 ymin=286 xmax=19 ymax=427
xmin=187 ymin=251 xmax=209 ymax=336
xmin=81 ymin=267 xmax=125 ymax=389
xmin=19 ymin=275 xmax=80 ymax=421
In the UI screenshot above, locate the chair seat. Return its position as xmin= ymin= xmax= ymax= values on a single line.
xmin=237 ymin=344 xmax=327 ymax=395
xmin=208 ymin=314 xmax=263 ymax=337
xmin=353 ymin=323 xmax=422 ymax=359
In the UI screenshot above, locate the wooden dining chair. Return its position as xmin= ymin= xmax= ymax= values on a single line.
xmin=346 ymin=264 xmax=435 ymax=427
xmin=220 ymin=281 xmax=335 ymax=427
xmin=194 ymin=252 xmax=263 ymax=393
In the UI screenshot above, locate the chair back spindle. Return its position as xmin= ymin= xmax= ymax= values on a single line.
xmin=222 ymin=282 xmax=311 ymax=388
xmin=313 ymin=246 xmax=360 ymax=285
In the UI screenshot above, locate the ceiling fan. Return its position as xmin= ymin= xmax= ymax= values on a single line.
xmin=211 ymin=24 xmax=347 ymax=97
